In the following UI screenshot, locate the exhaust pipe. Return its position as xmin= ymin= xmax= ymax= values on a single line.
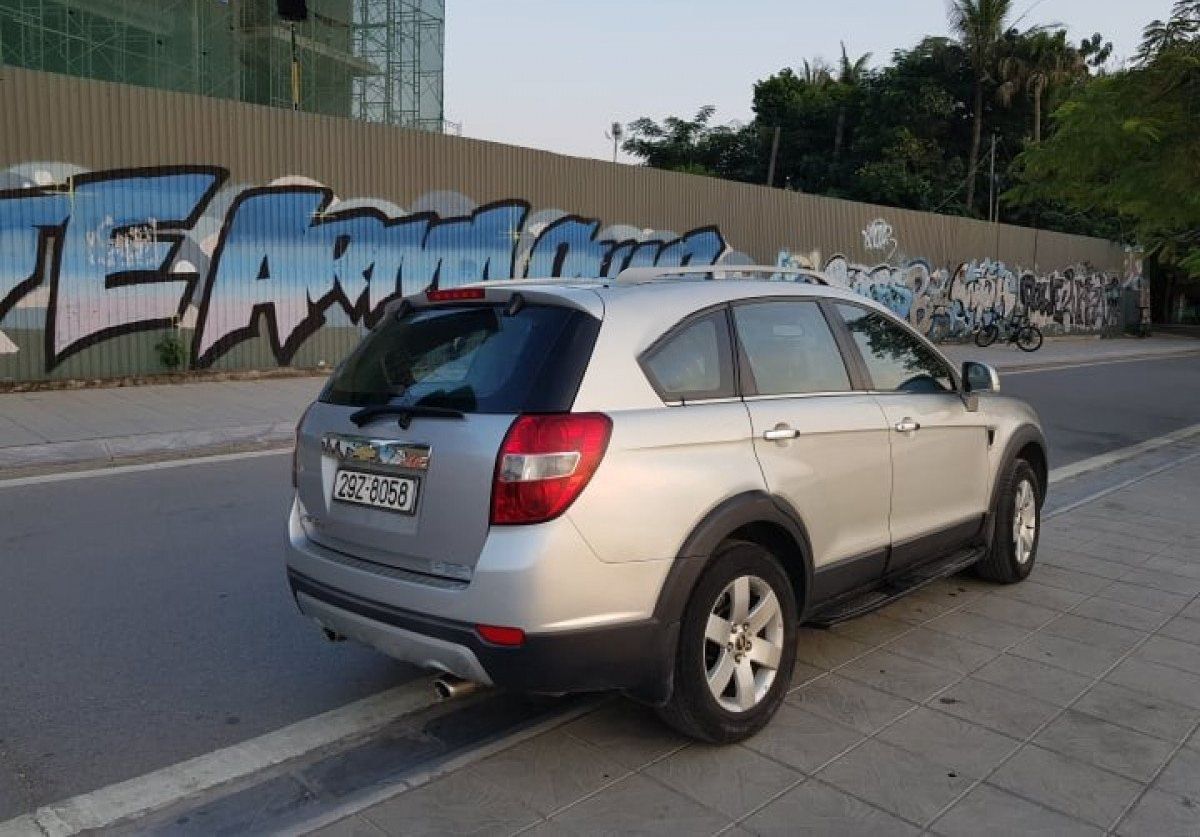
xmin=434 ymin=674 xmax=481 ymax=700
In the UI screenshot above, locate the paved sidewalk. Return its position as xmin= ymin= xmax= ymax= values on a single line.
xmin=313 ymin=453 xmax=1200 ymax=836
xmin=0 ymin=376 xmax=323 ymax=472
xmin=0 ymin=336 xmax=1195 ymax=474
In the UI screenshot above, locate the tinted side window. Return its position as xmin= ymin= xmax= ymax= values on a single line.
xmin=836 ymin=304 xmax=953 ymax=393
xmin=641 ymin=310 xmax=735 ymax=402
xmin=733 ymin=301 xmax=851 ymax=395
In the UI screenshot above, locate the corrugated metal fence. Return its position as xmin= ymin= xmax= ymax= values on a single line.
xmin=0 ymin=67 xmax=1130 ymax=383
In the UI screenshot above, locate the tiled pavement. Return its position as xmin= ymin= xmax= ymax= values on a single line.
xmin=314 ymin=458 xmax=1200 ymax=836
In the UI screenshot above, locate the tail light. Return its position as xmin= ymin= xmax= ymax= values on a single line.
xmin=490 ymin=413 xmax=612 ymax=525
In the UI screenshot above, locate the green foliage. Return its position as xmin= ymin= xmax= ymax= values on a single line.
xmin=622 ymin=23 xmax=1107 ymax=228
xmin=621 ymin=5 xmax=1193 ymax=261
xmin=1009 ymin=0 xmax=1200 ymax=276
xmin=622 ymin=106 xmax=763 ymax=183
xmin=155 ymin=331 xmax=186 ymax=370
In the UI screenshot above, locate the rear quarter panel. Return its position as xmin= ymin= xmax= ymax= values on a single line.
xmin=566 ymin=403 xmax=766 ymax=563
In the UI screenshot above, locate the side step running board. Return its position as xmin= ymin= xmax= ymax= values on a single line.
xmin=806 ymin=546 xmax=987 ymax=627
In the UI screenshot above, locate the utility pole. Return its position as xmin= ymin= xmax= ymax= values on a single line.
xmin=290 ymin=23 xmax=300 ymax=111
xmin=988 ymin=133 xmax=997 ymax=223
xmin=766 ymin=125 xmax=781 ymax=187
xmin=604 ymin=122 xmax=624 ymax=164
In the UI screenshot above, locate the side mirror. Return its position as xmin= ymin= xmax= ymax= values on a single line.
xmin=962 ymin=361 xmax=1001 ymax=396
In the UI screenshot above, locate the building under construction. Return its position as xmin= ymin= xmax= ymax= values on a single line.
xmin=0 ymin=0 xmax=448 ymax=131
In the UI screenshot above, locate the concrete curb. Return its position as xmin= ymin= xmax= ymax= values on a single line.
xmin=0 ymin=422 xmax=295 ymax=475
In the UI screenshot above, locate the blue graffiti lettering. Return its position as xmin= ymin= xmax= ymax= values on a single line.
xmin=194 ymin=193 xmax=529 ymax=366
xmin=0 ymin=167 xmax=224 ymax=363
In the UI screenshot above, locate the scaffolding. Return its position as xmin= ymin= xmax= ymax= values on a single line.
xmin=352 ymin=0 xmax=444 ymax=130
xmin=0 ymin=0 xmax=446 ymax=130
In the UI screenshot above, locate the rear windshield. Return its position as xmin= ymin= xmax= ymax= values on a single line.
xmin=321 ymin=302 xmax=599 ymax=412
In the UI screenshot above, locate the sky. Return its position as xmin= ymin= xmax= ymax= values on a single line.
xmin=443 ymin=0 xmax=1172 ymax=162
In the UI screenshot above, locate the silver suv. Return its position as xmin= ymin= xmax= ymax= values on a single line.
xmin=286 ymin=267 xmax=1047 ymax=742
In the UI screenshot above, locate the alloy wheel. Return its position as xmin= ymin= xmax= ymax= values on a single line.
xmin=703 ymin=575 xmax=785 ymax=712
xmin=1012 ymin=479 xmax=1037 ymax=565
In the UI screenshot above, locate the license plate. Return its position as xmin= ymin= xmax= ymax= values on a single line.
xmin=332 ymin=469 xmax=419 ymax=514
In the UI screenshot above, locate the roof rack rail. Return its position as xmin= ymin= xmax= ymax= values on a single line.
xmin=613 ymin=265 xmax=828 ymax=285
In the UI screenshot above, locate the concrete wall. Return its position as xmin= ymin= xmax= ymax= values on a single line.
xmin=0 ymin=67 xmax=1132 ymax=383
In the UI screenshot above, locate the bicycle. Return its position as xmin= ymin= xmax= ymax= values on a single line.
xmin=974 ymin=310 xmax=1043 ymax=352
xmin=925 ymin=299 xmax=979 ymax=345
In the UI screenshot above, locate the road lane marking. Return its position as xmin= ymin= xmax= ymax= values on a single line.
xmin=0 ymin=447 xmax=290 ymax=488
xmin=1 ymin=678 xmax=440 ymax=837
xmin=999 ymin=348 xmax=1200 ymax=376
xmin=1048 ymin=421 xmax=1200 ymax=484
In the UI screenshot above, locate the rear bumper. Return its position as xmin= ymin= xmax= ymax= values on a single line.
xmin=288 ymin=568 xmax=679 ymax=703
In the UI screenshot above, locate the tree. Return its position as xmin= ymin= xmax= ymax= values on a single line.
xmin=834 ymin=43 xmax=872 ymax=159
xmin=998 ymin=30 xmax=1089 ymax=143
xmin=845 ymin=37 xmax=975 ymax=212
xmin=618 ymin=16 xmax=1120 ymax=242
xmin=799 ymin=59 xmax=833 ymax=87
xmin=1010 ymin=1 xmax=1200 ymax=280
xmin=948 ymin=0 xmax=1016 ymax=212
xmin=620 ymin=106 xmax=761 ymax=181
xmin=752 ymin=64 xmax=861 ymax=194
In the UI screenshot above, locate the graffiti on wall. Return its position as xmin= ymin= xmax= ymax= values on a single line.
xmin=778 ymin=243 xmax=1122 ymax=338
xmin=0 ymin=163 xmax=728 ymax=371
xmin=1 ymin=165 xmax=1126 ymax=379
xmin=860 ymin=218 xmax=898 ymax=259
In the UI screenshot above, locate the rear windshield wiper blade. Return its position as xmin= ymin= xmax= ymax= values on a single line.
xmin=350 ymin=404 xmax=465 ymax=428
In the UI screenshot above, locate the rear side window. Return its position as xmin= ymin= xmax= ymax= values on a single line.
xmin=733 ymin=300 xmax=852 ymax=395
xmin=641 ymin=309 xmax=735 ymax=402
xmin=322 ymin=303 xmax=599 ymax=412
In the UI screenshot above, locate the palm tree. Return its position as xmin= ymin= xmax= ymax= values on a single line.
xmin=833 ymin=42 xmax=872 ymax=159
xmin=998 ymin=31 xmax=1087 ymax=143
xmin=949 ymin=0 xmax=1016 ymax=212
xmin=799 ymin=59 xmax=832 ymax=87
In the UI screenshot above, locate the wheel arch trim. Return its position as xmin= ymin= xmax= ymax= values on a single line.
xmin=655 ymin=491 xmax=815 ymax=626
xmin=983 ymin=423 xmax=1048 ymax=547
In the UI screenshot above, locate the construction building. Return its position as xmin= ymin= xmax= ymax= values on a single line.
xmin=0 ymin=0 xmax=449 ymax=131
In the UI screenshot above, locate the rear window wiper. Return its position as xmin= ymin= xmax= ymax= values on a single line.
xmin=350 ymin=404 xmax=466 ymax=429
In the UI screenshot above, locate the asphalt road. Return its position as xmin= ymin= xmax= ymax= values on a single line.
xmin=1 ymin=352 xmax=1198 ymax=821
xmin=1001 ymin=354 xmax=1200 ymax=466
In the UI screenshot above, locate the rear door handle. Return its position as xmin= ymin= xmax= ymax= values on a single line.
xmin=762 ymin=424 xmax=800 ymax=441
xmin=894 ymin=418 xmax=921 ymax=433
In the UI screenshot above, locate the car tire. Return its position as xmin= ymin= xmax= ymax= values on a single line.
xmin=657 ymin=540 xmax=797 ymax=743
xmin=975 ymin=459 xmax=1041 ymax=583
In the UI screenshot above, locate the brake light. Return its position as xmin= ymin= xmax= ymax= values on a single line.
xmin=490 ymin=413 xmax=612 ymax=525
xmin=426 ymin=287 xmax=486 ymax=302
xmin=476 ymin=624 xmax=526 ymax=647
